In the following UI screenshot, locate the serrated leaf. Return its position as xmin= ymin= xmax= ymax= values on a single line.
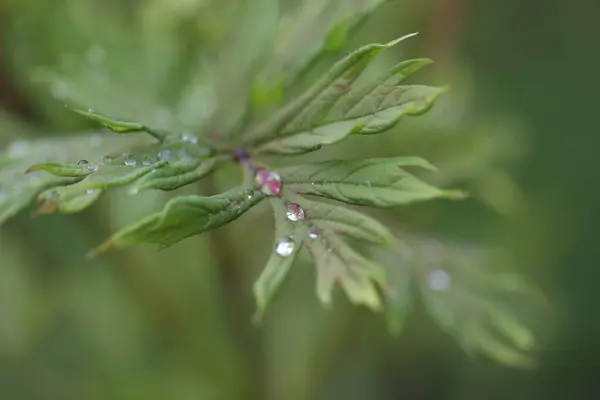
xmin=92 ymin=186 xmax=265 ymax=254
xmin=306 ymin=232 xmax=385 ymax=310
xmin=70 ymin=107 xmax=167 ymax=141
xmin=282 ymin=157 xmax=464 ymax=207
xmin=257 ymin=59 xmax=443 ymax=155
xmin=286 ymin=193 xmax=396 ymax=247
xmin=246 ymin=35 xmax=415 ymax=144
xmin=253 ymin=198 xmax=302 ymax=320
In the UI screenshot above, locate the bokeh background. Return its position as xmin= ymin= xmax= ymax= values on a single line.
xmin=1 ymin=0 xmax=598 ymax=399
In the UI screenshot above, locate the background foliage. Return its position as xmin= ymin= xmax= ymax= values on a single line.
xmin=1 ymin=0 xmax=598 ymax=399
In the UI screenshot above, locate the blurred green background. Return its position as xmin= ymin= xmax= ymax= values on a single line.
xmin=1 ymin=0 xmax=598 ymax=399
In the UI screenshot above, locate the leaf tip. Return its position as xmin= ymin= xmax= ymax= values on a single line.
xmin=386 ymin=32 xmax=419 ymax=48
xmin=441 ymin=189 xmax=469 ymax=200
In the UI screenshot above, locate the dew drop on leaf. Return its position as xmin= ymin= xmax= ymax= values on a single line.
xmin=88 ymin=109 xmax=95 ymax=114
xmin=86 ymin=189 xmax=97 ymax=195
xmin=286 ymin=203 xmax=305 ymax=221
xmin=101 ymin=155 xmax=112 ymax=163
xmin=181 ymin=132 xmax=198 ymax=144
xmin=255 ymin=169 xmax=282 ymax=196
xmin=244 ymin=189 xmax=254 ymax=199
xmin=366 ymin=180 xmax=372 ymax=187
xmin=158 ymin=150 xmax=172 ymax=162
xmin=427 ymin=269 xmax=452 ymax=291
xmin=87 ymin=163 xmax=99 ymax=172
xmin=232 ymin=200 xmax=242 ymax=209
xmin=275 ymin=237 xmax=295 ymax=257
xmin=77 ymin=160 xmax=89 ymax=165
xmin=307 ymin=226 xmax=320 ymax=239
xmin=123 ymin=153 xmax=137 ymax=166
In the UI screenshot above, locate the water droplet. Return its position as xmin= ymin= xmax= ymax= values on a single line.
xmin=123 ymin=153 xmax=137 ymax=166
xmin=308 ymin=226 xmax=320 ymax=239
xmin=232 ymin=200 xmax=242 ymax=209
xmin=45 ymin=191 xmax=59 ymax=201
xmin=77 ymin=160 xmax=89 ymax=165
xmin=181 ymin=132 xmax=198 ymax=144
xmin=366 ymin=180 xmax=371 ymax=187
xmin=85 ymin=44 xmax=105 ymax=65
xmin=88 ymin=108 xmax=95 ymax=114
xmin=275 ymin=237 xmax=295 ymax=257
xmin=244 ymin=189 xmax=254 ymax=199
xmin=286 ymin=203 xmax=305 ymax=221
xmin=86 ymin=189 xmax=97 ymax=195
xmin=87 ymin=163 xmax=99 ymax=172
xmin=101 ymin=155 xmax=112 ymax=163
xmin=142 ymin=158 xmax=153 ymax=166
xmin=255 ymin=169 xmax=282 ymax=196
xmin=158 ymin=149 xmax=172 ymax=162
xmin=427 ymin=269 xmax=452 ymax=291
xmin=311 ymin=182 xmax=316 ymax=186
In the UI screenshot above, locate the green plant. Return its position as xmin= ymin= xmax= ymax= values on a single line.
xmin=0 ymin=1 xmax=542 ymax=369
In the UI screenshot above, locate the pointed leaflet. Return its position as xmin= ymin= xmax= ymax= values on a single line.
xmin=282 ymin=157 xmax=465 ymax=207
xmin=253 ymin=198 xmax=302 ymax=320
xmin=305 ymin=232 xmax=385 ymax=310
xmin=257 ymin=59 xmax=444 ymax=155
xmin=0 ymin=132 xmax=149 ymax=224
xmin=252 ymin=0 xmax=389 ymax=110
xmin=246 ymin=35 xmax=416 ymax=144
xmin=286 ymin=193 xmax=396 ymax=247
xmin=92 ymin=186 xmax=265 ymax=253
xmin=70 ymin=107 xmax=167 ymax=141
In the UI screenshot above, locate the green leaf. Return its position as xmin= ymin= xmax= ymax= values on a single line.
xmin=286 ymin=193 xmax=396 ymax=247
xmin=35 ymin=162 xmax=167 ymax=215
xmin=252 ymin=198 xmax=302 ymax=321
xmin=246 ymin=35 xmax=416 ymax=145
xmin=0 ymin=132 xmax=149 ymax=224
xmin=26 ymin=162 xmax=94 ymax=177
xmin=305 ymin=232 xmax=385 ymax=310
xmin=91 ymin=186 xmax=265 ymax=254
xmin=282 ymin=157 xmax=465 ymax=207
xmin=70 ymin=107 xmax=167 ymax=141
xmin=256 ymin=59 xmax=444 ymax=155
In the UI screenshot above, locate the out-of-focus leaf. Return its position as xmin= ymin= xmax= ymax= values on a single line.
xmin=256 ymin=59 xmax=445 ymax=155
xmin=253 ymin=198 xmax=302 ymax=321
xmin=245 ymin=35 xmax=417 ymax=145
xmin=306 ymin=232 xmax=385 ymax=310
xmin=384 ymin=263 xmax=413 ymax=336
xmin=282 ymin=157 xmax=465 ymax=207
xmin=92 ymin=186 xmax=265 ymax=254
xmin=286 ymin=193 xmax=396 ymax=247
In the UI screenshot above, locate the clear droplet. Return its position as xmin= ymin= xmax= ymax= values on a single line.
xmin=88 ymin=108 xmax=95 ymax=114
xmin=311 ymin=182 xmax=316 ymax=186
xmin=286 ymin=203 xmax=305 ymax=221
xmin=123 ymin=153 xmax=137 ymax=166
xmin=87 ymin=163 xmax=99 ymax=172
xmin=101 ymin=155 xmax=112 ymax=163
xmin=275 ymin=237 xmax=295 ymax=257
xmin=86 ymin=189 xmax=97 ymax=195
xmin=232 ymin=200 xmax=242 ymax=209
xmin=142 ymin=159 xmax=153 ymax=166
xmin=366 ymin=180 xmax=372 ymax=187
xmin=181 ymin=132 xmax=198 ymax=144
xmin=244 ymin=189 xmax=254 ymax=199
xmin=427 ymin=269 xmax=452 ymax=291
xmin=308 ymin=226 xmax=320 ymax=239
xmin=158 ymin=149 xmax=172 ymax=162
xmin=77 ymin=160 xmax=89 ymax=165
xmin=255 ymin=169 xmax=282 ymax=196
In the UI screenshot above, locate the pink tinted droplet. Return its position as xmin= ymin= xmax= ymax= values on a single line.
xmin=286 ymin=203 xmax=305 ymax=221
xmin=255 ymin=168 xmax=282 ymax=196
